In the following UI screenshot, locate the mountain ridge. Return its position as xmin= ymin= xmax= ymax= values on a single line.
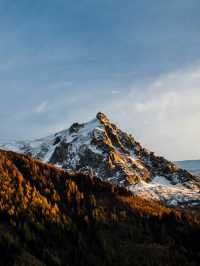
xmin=1 ymin=112 xmax=200 ymax=207
xmin=175 ymin=160 xmax=200 ymax=176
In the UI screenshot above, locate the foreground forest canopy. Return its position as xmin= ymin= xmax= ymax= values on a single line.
xmin=0 ymin=149 xmax=200 ymax=266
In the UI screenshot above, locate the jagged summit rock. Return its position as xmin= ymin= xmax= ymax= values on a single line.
xmin=1 ymin=112 xmax=200 ymax=207
xmin=96 ymin=112 xmax=110 ymax=123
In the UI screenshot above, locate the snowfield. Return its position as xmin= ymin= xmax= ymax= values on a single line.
xmin=129 ymin=175 xmax=200 ymax=206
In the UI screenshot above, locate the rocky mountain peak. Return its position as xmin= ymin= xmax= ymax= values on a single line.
xmin=96 ymin=112 xmax=110 ymax=124
xmin=0 ymin=113 xmax=200 ymax=207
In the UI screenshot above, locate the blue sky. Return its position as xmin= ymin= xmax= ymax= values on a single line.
xmin=0 ymin=0 xmax=200 ymax=160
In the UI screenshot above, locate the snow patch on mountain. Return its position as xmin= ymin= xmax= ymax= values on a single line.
xmin=129 ymin=175 xmax=200 ymax=206
xmin=0 ymin=113 xmax=200 ymax=207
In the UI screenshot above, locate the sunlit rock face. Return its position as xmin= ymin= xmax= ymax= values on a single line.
xmin=1 ymin=112 xmax=200 ymax=207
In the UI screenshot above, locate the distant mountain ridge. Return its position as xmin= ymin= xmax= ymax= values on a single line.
xmin=175 ymin=160 xmax=200 ymax=176
xmin=1 ymin=112 xmax=200 ymax=207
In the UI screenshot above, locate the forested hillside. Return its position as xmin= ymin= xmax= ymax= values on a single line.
xmin=0 ymin=149 xmax=200 ymax=266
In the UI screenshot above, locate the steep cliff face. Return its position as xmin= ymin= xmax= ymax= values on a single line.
xmin=1 ymin=112 xmax=200 ymax=206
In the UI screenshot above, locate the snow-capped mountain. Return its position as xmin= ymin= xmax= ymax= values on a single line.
xmin=1 ymin=112 xmax=200 ymax=207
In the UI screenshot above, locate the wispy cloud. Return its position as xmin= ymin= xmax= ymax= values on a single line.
xmin=1 ymin=65 xmax=200 ymax=161
xmin=35 ymin=101 xmax=48 ymax=114
xmin=105 ymin=65 xmax=200 ymax=161
xmin=27 ymin=65 xmax=200 ymax=161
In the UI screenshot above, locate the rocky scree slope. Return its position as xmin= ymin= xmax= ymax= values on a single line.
xmin=1 ymin=112 xmax=200 ymax=207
